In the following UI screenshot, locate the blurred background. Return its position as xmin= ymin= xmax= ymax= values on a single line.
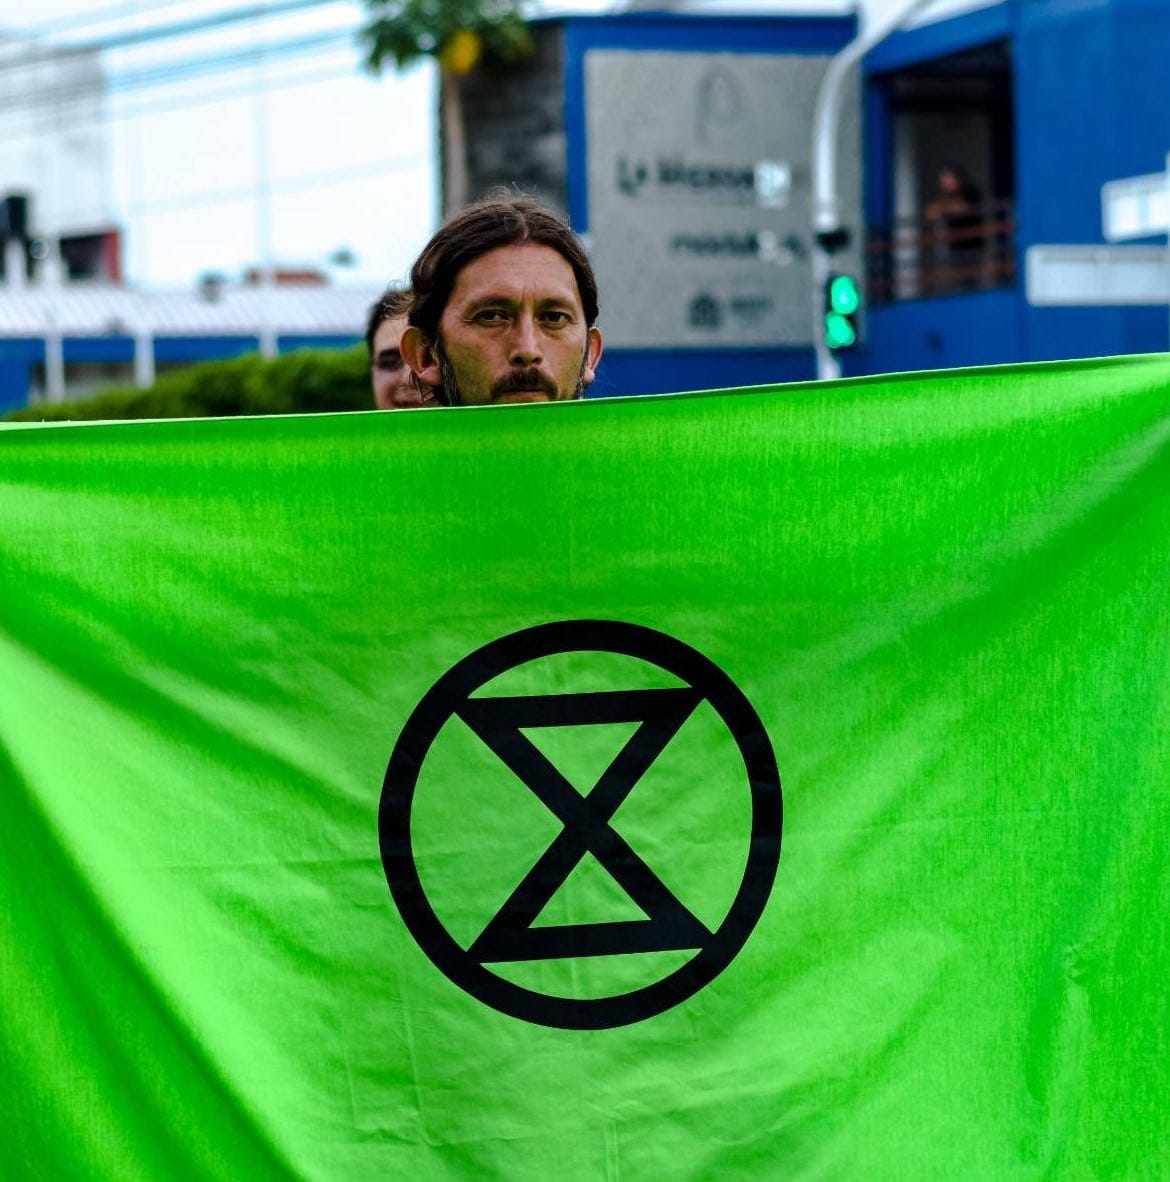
xmin=2 ymin=0 xmax=1169 ymax=414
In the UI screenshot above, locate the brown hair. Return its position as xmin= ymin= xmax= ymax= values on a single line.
xmin=407 ymin=196 xmax=599 ymax=341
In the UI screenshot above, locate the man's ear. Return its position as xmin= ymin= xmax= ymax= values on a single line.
xmin=400 ymin=326 xmax=443 ymax=388
xmin=581 ymin=326 xmax=603 ymax=388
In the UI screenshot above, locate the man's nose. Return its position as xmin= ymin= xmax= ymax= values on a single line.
xmin=508 ymin=315 xmax=543 ymax=367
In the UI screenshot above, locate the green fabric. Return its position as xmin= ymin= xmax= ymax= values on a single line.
xmin=2 ymin=354 xmax=1168 ymax=1180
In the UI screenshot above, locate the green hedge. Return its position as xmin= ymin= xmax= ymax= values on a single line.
xmin=3 ymin=347 xmax=374 ymax=422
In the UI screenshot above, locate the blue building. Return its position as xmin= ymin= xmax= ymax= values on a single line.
xmin=456 ymin=0 xmax=1170 ymax=394
xmin=862 ymin=0 xmax=1170 ymax=376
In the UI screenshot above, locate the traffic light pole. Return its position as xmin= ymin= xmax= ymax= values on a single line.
xmin=810 ymin=0 xmax=938 ymax=380
xmin=811 ymin=238 xmax=839 ymax=381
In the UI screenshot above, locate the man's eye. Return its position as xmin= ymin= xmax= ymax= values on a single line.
xmin=473 ymin=309 xmax=509 ymax=325
xmin=540 ymin=310 xmax=571 ymax=326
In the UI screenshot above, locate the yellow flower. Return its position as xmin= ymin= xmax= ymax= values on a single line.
xmin=438 ymin=28 xmax=482 ymax=75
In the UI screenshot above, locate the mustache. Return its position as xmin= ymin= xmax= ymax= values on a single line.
xmin=492 ymin=367 xmax=557 ymax=397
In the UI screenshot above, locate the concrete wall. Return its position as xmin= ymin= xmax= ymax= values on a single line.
xmin=563 ymin=13 xmax=857 ymax=395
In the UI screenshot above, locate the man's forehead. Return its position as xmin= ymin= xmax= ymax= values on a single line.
xmin=448 ymin=242 xmax=582 ymax=308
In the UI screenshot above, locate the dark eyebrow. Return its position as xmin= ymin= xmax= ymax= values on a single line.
xmin=464 ymin=295 xmax=517 ymax=313
xmin=464 ymin=292 xmax=578 ymax=313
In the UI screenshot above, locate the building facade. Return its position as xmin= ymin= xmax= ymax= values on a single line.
xmin=864 ymin=0 xmax=1170 ymax=375
xmin=451 ymin=0 xmax=1170 ymax=395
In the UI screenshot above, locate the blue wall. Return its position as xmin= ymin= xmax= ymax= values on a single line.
xmin=0 ymin=360 xmax=30 ymax=411
xmin=1014 ymin=0 xmax=1170 ymax=361
xmin=859 ymin=0 xmax=1170 ymax=376
xmin=0 ymin=339 xmax=40 ymax=410
xmin=588 ymin=347 xmax=815 ymax=399
xmin=864 ymin=288 xmax=1022 ymax=375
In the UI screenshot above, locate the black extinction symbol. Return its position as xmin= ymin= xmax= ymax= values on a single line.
xmin=460 ymin=687 xmax=709 ymax=963
xmin=379 ymin=620 xmax=782 ymax=1031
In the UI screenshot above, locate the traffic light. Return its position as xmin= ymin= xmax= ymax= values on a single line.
xmin=823 ymin=273 xmax=861 ymax=351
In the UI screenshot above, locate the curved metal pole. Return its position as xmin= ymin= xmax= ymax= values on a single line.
xmin=810 ymin=0 xmax=938 ymax=379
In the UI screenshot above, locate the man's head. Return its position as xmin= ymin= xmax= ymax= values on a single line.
xmin=366 ymin=287 xmax=427 ymax=409
xmin=400 ymin=197 xmax=603 ymax=406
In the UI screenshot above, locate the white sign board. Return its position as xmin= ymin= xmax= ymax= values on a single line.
xmin=1101 ymin=171 xmax=1170 ymax=242
xmin=1026 ymin=245 xmax=1170 ymax=305
xmin=585 ymin=51 xmax=862 ymax=348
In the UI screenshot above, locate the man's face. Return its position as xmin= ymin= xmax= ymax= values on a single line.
xmin=371 ymin=315 xmax=426 ymax=409
xmin=404 ymin=243 xmax=602 ymax=406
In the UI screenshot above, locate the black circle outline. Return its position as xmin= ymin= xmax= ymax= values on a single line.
xmin=379 ymin=619 xmax=782 ymax=1030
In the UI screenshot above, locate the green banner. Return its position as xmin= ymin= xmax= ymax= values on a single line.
xmin=2 ymin=355 xmax=1168 ymax=1180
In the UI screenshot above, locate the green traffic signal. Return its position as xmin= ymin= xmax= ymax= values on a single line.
xmin=829 ymin=274 xmax=861 ymax=316
xmin=825 ymin=311 xmax=857 ymax=350
xmin=824 ymin=274 xmax=862 ymax=351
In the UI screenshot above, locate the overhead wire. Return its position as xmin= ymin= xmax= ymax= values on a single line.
xmin=0 ymin=4 xmax=405 ymax=140
xmin=0 ymin=34 xmax=380 ymax=137
xmin=2 ymin=0 xmax=220 ymax=39
xmin=0 ymin=0 xmax=357 ymax=66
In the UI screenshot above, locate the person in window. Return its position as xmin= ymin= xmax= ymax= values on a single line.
xmin=924 ymin=165 xmax=984 ymax=292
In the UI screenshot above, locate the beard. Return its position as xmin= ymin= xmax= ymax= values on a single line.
xmin=435 ymin=340 xmax=589 ymax=406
